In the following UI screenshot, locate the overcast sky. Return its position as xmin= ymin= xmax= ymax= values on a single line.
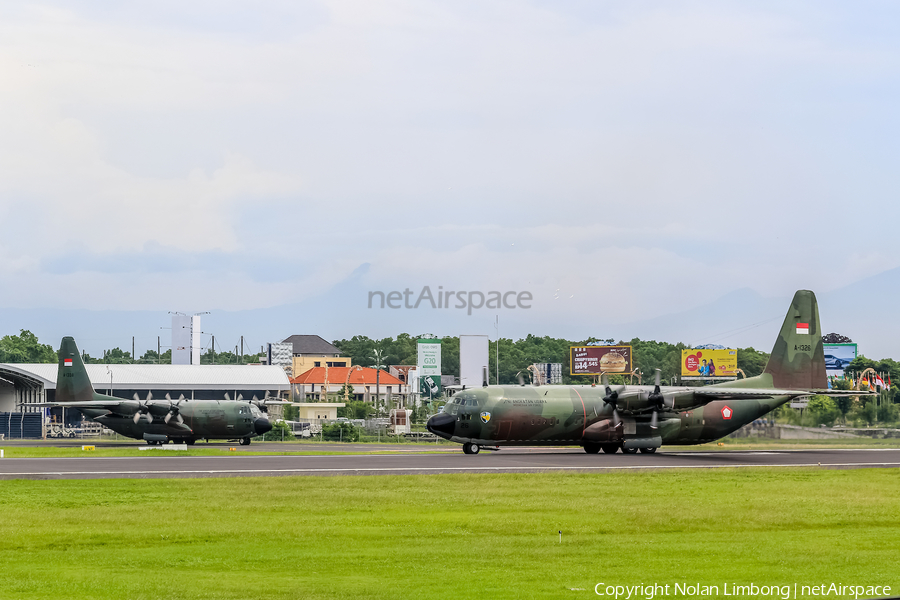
xmin=2 ymin=1 xmax=899 ymax=352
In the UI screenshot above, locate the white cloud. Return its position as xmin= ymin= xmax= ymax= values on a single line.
xmin=0 ymin=0 xmax=899 ymax=337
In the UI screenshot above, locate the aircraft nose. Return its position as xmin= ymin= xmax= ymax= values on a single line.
xmin=427 ymin=413 xmax=456 ymax=439
xmin=254 ymin=418 xmax=273 ymax=435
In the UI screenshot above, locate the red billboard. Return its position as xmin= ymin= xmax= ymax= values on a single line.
xmin=570 ymin=345 xmax=633 ymax=375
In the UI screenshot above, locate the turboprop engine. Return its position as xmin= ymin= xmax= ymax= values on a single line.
xmin=582 ymin=419 xmax=623 ymax=443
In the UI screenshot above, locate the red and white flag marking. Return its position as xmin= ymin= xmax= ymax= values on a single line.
xmin=796 ymin=322 xmax=809 ymax=335
xmin=721 ymin=405 xmax=733 ymax=420
xmin=64 ymin=358 xmax=73 ymax=367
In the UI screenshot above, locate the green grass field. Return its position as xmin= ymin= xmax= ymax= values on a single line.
xmin=1 ymin=469 xmax=899 ymax=599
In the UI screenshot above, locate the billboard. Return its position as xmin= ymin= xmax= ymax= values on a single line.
xmin=417 ymin=338 xmax=442 ymax=397
xmin=570 ymin=346 xmax=632 ymax=375
xmin=824 ymin=343 xmax=857 ymax=378
xmin=681 ymin=349 xmax=737 ymax=379
xmin=459 ymin=335 xmax=489 ymax=388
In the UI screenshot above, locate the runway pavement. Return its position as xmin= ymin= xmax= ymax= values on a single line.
xmin=1 ymin=447 xmax=900 ymax=479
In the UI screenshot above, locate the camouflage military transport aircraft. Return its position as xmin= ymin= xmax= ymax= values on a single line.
xmin=34 ymin=337 xmax=274 ymax=445
xmin=428 ymin=290 xmax=860 ymax=454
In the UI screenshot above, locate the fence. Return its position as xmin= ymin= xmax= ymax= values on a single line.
xmin=0 ymin=412 xmax=43 ymax=439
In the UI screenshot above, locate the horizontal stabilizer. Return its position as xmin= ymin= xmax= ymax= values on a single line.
xmin=25 ymin=401 xmax=127 ymax=409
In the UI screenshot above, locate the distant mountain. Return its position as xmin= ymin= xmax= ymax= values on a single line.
xmin=613 ymin=288 xmax=786 ymax=351
xmin=2 ymin=265 xmax=898 ymax=360
xmin=613 ymin=269 xmax=900 ymax=359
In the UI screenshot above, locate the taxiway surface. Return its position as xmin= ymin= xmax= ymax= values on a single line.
xmin=1 ymin=448 xmax=899 ymax=479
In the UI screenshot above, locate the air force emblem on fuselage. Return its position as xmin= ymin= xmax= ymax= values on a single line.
xmin=480 ymin=411 xmax=491 ymax=423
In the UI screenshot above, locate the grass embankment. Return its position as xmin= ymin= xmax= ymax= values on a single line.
xmin=1 ymin=470 xmax=899 ymax=599
xmin=696 ymin=436 xmax=900 ymax=450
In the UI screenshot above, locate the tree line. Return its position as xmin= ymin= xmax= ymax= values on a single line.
xmin=331 ymin=334 xmax=772 ymax=385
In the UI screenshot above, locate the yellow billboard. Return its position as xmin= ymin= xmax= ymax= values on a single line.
xmin=681 ymin=349 xmax=737 ymax=379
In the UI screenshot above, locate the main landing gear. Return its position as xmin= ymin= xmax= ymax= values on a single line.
xmin=240 ymin=438 xmax=252 ymax=446
xmin=583 ymin=444 xmax=659 ymax=454
xmin=462 ymin=442 xmax=480 ymax=455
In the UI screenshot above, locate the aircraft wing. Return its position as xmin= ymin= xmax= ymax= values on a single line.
xmin=25 ymin=400 xmax=139 ymax=413
xmin=693 ymin=388 xmax=873 ymax=400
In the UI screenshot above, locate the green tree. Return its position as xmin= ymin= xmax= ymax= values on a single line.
xmin=338 ymin=401 xmax=375 ymax=419
xmin=138 ymin=349 xmax=172 ymax=364
xmin=331 ymin=335 xmax=377 ymax=367
xmin=0 ymin=330 xmax=57 ymax=363
xmin=321 ymin=422 xmax=359 ymax=442
xmin=737 ymin=347 xmax=769 ymax=378
xmin=261 ymin=420 xmax=294 ymax=441
xmin=103 ymin=348 xmax=132 ymax=364
xmin=806 ymin=395 xmax=840 ymax=426
xmin=282 ymin=404 xmax=299 ymax=421
xmin=198 ymin=348 xmax=264 ymax=365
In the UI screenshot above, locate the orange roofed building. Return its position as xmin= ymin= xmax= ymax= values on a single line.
xmin=290 ymin=367 xmax=410 ymax=406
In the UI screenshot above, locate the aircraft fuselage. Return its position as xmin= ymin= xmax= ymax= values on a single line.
xmin=429 ymin=384 xmax=787 ymax=449
xmin=80 ymin=399 xmax=268 ymax=443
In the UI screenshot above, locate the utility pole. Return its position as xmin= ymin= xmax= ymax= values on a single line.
xmin=132 ymin=337 xmax=135 ymax=363
xmin=495 ymin=315 xmax=500 ymax=385
xmin=240 ymin=336 xmax=244 ymax=364
xmin=157 ymin=336 xmax=160 ymax=364
xmin=212 ymin=336 xmax=215 ymax=365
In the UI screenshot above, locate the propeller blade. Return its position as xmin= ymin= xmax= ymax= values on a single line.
xmin=165 ymin=393 xmax=172 ymax=401
xmin=648 ymin=369 xmax=664 ymax=411
xmin=650 ymin=410 xmax=659 ymax=430
xmin=175 ymin=413 xmax=183 ymax=425
xmin=146 ymin=391 xmax=153 ymax=402
xmin=224 ymin=393 xmax=230 ymax=401
xmin=252 ymin=395 xmax=259 ymax=402
xmin=133 ymin=412 xmax=141 ymax=424
xmin=164 ymin=412 xmax=172 ymax=424
xmin=178 ymin=394 xmax=185 ymax=401
xmin=133 ymin=393 xmax=140 ymax=402
xmin=146 ymin=413 xmax=153 ymax=424
xmin=236 ymin=394 xmax=243 ymax=402
xmin=611 ymin=408 xmax=621 ymax=427
xmin=601 ymin=373 xmax=609 ymax=386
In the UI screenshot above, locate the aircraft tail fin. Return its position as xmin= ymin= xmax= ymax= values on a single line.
xmin=56 ymin=337 xmax=95 ymax=402
xmin=763 ymin=290 xmax=827 ymax=390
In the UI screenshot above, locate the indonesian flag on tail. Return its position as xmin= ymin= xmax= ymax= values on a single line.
xmin=796 ymin=322 xmax=809 ymax=335
xmin=64 ymin=358 xmax=73 ymax=367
